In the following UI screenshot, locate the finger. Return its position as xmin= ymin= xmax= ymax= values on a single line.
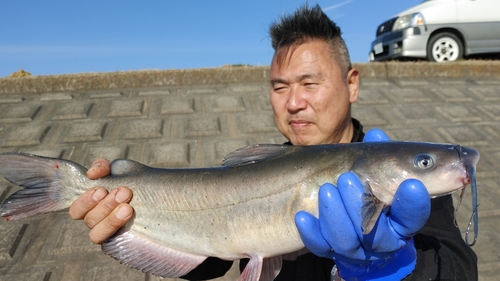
xmin=317 ymin=182 xmax=359 ymax=254
xmin=83 ymin=186 xmax=132 ymax=228
xmin=87 ymin=158 xmax=111 ymax=179
xmin=336 ymin=172 xmax=365 ymax=236
xmin=363 ymin=128 xmax=390 ymax=142
xmin=69 ymin=187 xmax=108 ymax=220
xmin=295 ymin=211 xmax=332 ymax=258
xmin=88 ymin=203 xmax=134 ymax=244
xmin=389 ymin=179 xmax=430 ymax=237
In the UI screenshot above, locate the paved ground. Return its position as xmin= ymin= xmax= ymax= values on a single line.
xmin=0 ymin=63 xmax=498 ymax=280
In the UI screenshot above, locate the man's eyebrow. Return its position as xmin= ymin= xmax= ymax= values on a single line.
xmin=297 ymin=73 xmax=322 ymax=80
xmin=270 ymin=73 xmax=323 ymax=85
xmin=270 ymin=78 xmax=287 ymax=85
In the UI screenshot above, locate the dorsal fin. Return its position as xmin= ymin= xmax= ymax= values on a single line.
xmin=221 ymin=144 xmax=294 ymax=167
xmin=110 ymin=159 xmax=149 ymax=176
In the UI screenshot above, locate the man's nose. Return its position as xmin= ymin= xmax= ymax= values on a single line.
xmin=286 ymin=86 xmax=307 ymax=113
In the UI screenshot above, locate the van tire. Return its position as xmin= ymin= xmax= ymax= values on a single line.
xmin=427 ymin=32 xmax=463 ymax=62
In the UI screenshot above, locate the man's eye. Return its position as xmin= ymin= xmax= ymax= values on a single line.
xmin=273 ymin=86 xmax=287 ymax=92
xmin=304 ymin=83 xmax=318 ymax=88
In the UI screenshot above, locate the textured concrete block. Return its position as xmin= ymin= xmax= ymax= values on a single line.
xmin=0 ymin=223 xmax=28 ymax=261
xmin=89 ymin=92 xmax=123 ymax=99
xmin=0 ymin=96 xmax=25 ymax=104
xmin=0 ymin=266 xmax=63 ymax=281
xmin=435 ymin=79 xmax=467 ymax=86
xmin=436 ymin=126 xmax=489 ymax=146
xmin=357 ymin=89 xmax=389 ymax=105
xmin=229 ymin=85 xmax=264 ymax=93
xmin=81 ymin=259 xmax=151 ymax=281
xmin=38 ymin=214 xmax=101 ymax=263
xmin=211 ymin=96 xmax=246 ymax=112
xmin=234 ymin=115 xmax=276 ymax=133
xmin=253 ymin=95 xmax=273 ymax=111
xmin=186 ymin=87 xmax=218 ymax=94
xmin=360 ymin=79 xmax=392 ymax=87
xmin=64 ymin=122 xmax=106 ymax=143
xmin=0 ymin=217 xmax=39 ymax=269
xmin=393 ymin=79 xmax=430 ymax=86
xmin=145 ymin=142 xmax=192 ymax=167
xmin=351 ymin=107 xmax=389 ymax=127
xmin=138 ymin=89 xmax=172 ymax=96
xmin=0 ymin=104 xmax=41 ymax=123
xmin=39 ymin=93 xmax=74 ymax=101
xmin=469 ymin=86 xmax=500 ymax=101
xmin=436 ymin=105 xmax=482 ymax=122
xmin=389 ymin=88 xmax=433 ymax=103
xmin=392 ymin=106 xmax=438 ymax=124
xmin=52 ymin=102 xmax=93 ymax=120
xmin=185 ymin=117 xmax=221 ymax=137
xmin=161 ymin=98 xmax=195 ymax=114
xmin=108 ymin=100 xmax=145 ymax=117
xmin=121 ymin=119 xmax=164 ymax=139
xmin=3 ymin=125 xmax=51 ymax=147
xmin=430 ymin=88 xmax=474 ymax=102
xmin=477 ymin=105 xmax=500 ymax=121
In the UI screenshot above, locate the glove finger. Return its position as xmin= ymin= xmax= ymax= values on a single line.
xmin=295 ymin=211 xmax=332 ymax=258
xmin=336 ymin=172 xmax=365 ymax=237
xmin=363 ymin=128 xmax=390 ymax=142
xmin=339 ymin=172 xmax=404 ymax=253
xmin=317 ymin=182 xmax=359 ymax=254
xmin=389 ymin=179 xmax=430 ymax=237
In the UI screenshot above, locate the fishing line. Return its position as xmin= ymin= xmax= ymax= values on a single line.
xmin=465 ymin=166 xmax=478 ymax=247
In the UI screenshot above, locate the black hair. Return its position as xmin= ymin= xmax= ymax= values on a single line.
xmin=269 ymin=4 xmax=352 ymax=76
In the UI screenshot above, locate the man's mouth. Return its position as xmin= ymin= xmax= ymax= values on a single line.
xmin=289 ymin=120 xmax=311 ymax=128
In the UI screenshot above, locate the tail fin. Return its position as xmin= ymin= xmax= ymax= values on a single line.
xmin=0 ymin=152 xmax=91 ymax=220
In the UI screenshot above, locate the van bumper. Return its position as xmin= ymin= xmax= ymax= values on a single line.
xmin=369 ymin=27 xmax=429 ymax=61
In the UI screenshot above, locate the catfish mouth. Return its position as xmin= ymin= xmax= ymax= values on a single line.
xmin=454 ymin=145 xmax=480 ymax=246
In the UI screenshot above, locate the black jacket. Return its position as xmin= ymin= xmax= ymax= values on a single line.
xmin=182 ymin=119 xmax=478 ymax=281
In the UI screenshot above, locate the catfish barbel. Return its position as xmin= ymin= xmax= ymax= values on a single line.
xmin=0 ymin=141 xmax=479 ymax=281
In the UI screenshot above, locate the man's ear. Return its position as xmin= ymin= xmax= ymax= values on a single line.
xmin=347 ymin=68 xmax=359 ymax=103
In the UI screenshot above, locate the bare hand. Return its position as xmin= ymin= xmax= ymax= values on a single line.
xmin=69 ymin=158 xmax=134 ymax=244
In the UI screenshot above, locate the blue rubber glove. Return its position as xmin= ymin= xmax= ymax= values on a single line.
xmin=295 ymin=128 xmax=431 ymax=281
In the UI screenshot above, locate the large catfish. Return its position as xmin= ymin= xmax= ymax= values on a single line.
xmin=0 ymin=141 xmax=479 ymax=281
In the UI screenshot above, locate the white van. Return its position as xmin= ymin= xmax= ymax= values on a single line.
xmin=369 ymin=0 xmax=500 ymax=62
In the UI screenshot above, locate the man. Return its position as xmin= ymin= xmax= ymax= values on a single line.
xmin=69 ymin=4 xmax=477 ymax=280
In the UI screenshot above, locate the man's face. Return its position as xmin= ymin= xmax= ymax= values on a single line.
xmin=270 ymin=40 xmax=359 ymax=145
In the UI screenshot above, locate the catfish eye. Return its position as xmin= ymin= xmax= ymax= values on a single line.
xmin=414 ymin=153 xmax=434 ymax=169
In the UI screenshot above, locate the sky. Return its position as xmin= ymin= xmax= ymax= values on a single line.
xmin=0 ymin=1 xmax=424 ymax=77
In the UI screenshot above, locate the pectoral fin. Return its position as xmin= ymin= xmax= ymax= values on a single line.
xmin=361 ymin=185 xmax=385 ymax=234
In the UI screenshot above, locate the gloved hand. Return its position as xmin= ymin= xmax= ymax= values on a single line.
xmin=295 ymin=128 xmax=431 ymax=280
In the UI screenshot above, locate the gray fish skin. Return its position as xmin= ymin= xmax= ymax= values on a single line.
xmin=0 ymin=141 xmax=479 ymax=281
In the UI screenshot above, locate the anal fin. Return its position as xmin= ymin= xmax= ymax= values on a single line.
xmin=102 ymin=228 xmax=206 ymax=278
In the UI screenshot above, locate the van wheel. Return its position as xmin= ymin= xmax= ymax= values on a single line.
xmin=427 ymin=32 xmax=463 ymax=62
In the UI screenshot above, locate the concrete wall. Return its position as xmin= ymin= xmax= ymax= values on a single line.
xmin=1 ymin=61 xmax=499 ymax=95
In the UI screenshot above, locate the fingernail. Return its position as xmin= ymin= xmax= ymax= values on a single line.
xmin=115 ymin=189 xmax=130 ymax=203
xmin=92 ymin=188 xmax=107 ymax=201
xmin=116 ymin=206 xmax=131 ymax=220
xmin=89 ymin=162 xmax=101 ymax=171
